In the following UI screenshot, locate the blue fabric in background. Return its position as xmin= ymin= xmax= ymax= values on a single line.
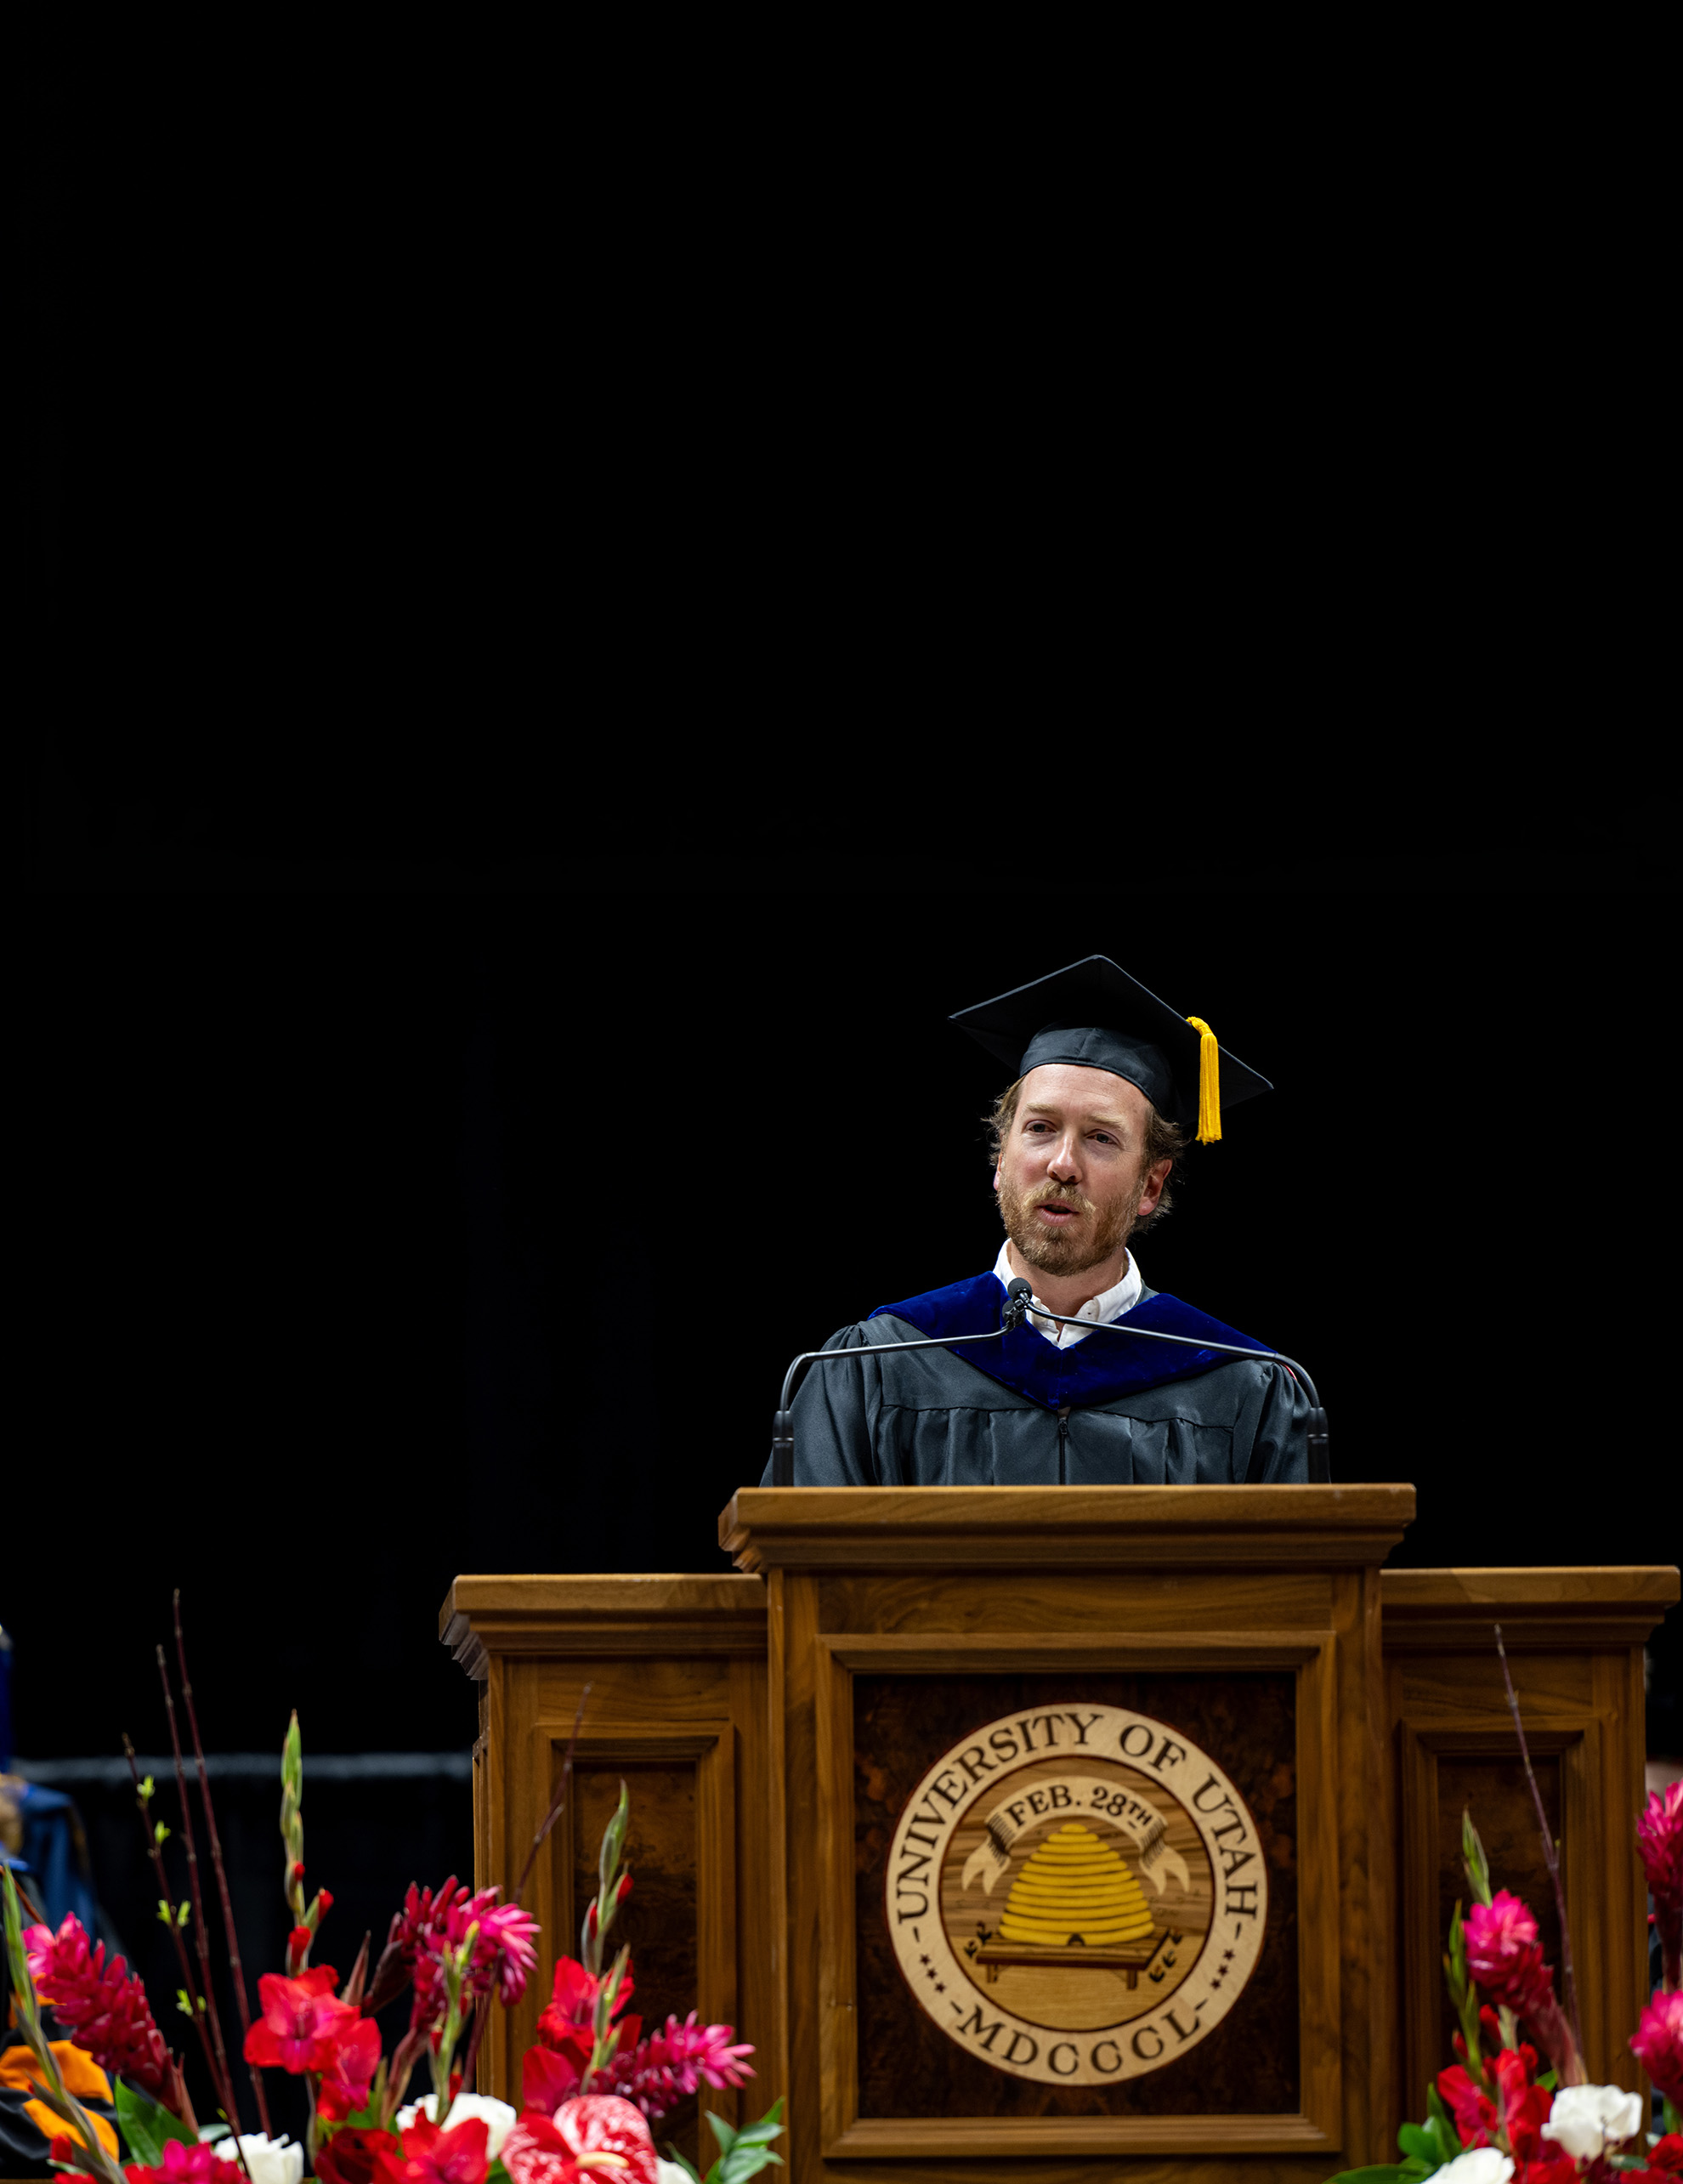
xmin=3 ymin=1782 xmax=99 ymax=1937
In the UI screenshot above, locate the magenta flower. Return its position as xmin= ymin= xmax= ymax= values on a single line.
xmin=1633 ymin=1989 xmax=1683 ymax=2107
xmin=1639 ymin=1780 xmax=1683 ymax=1990
xmin=123 ymin=2141 xmax=223 ymax=2184
xmin=595 ymin=2014 xmax=756 ymax=2122
xmin=396 ymin=1879 xmax=540 ymax=2026
xmin=24 ymin=1914 xmax=172 ymax=2097
xmin=1464 ymin=1892 xmax=1552 ymax=2012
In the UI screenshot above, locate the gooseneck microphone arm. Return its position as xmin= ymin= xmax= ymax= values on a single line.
xmin=768 ymin=1288 xmax=1034 ymax=1483
xmin=769 ymin=1278 xmax=1329 ymax=1484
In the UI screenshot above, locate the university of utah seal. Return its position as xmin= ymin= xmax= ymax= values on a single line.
xmin=885 ymin=1704 xmax=1266 ymax=2085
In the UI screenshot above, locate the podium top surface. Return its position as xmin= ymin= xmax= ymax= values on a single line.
xmin=717 ymin=1482 xmax=1417 ymax=1572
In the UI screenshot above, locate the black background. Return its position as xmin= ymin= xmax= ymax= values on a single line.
xmin=8 ymin=13 xmax=1678 ymax=2142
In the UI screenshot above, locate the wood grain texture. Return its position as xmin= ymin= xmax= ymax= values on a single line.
xmin=1382 ymin=1573 xmax=1670 ymax=2126
xmin=722 ymin=1484 xmax=1416 ymax=1574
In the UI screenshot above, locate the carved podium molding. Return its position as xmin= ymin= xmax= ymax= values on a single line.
xmin=441 ymin=1503 xmax=1676 ymax=2183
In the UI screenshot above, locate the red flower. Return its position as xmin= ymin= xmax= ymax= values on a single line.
xmin=594 ymin=2013 xmax=755 ymax=2124
xmin=1632 ymin=1989 xmax=1683 ymax=2107
xmin=502 ymin=2100 xmax=658 ymax=2184
xmin=372 ymin=2115 xmax=490 ymax=2184
xmin=24 ymin=1915 xmax=173 ymax=2098
xmin=521 ymin=2045 xmax=580 ymax=2115
xmin=1515 ymin=2157 xmax=1578 ymax=2184
xmin=535 ymin=1956 xmax=637 ymax=2079
xmin=314 ymin=2128 xmax=400 ymax=2184
xmin=1492 ymin=2044 xmax=1551 ymax=2164
xmin=122 ymin=2141 xmax=222 ymax=2184
xmin=1436 ymin=2062 xmax=1497 ymax=2147
xmin=1636 ymin=2133 xmax=1683 ymax=2175
xmin=244 ymin=1966 xmax=357 ymax=2073
xmin=317 ymin=2016 xmax=383 ymax=2120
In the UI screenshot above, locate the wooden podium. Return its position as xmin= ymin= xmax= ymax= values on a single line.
xmin=440 ymin=1488 xmax=1676 ymax=2180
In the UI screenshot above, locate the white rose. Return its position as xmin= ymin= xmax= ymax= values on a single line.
xmin=210 ymin=2134 xmax=303 ymax=2184
xmin=1431 ymin=2152 xmax=1513 ymax=2184
xmin=1541 ymin=2080 xmax=1646 ymax=2160
xmin=394 ymin=2094 xmax=518 ymax=2160
xmin=654 ymin=2166 xmax=693 ymax=2184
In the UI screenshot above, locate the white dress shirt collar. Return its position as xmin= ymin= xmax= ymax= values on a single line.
xmin=990 ymin=1238 xmax=1143 ymax=1349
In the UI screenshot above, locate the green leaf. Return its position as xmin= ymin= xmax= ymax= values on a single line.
xmin=1461 ymin=1807 xmax=1493 ymax=1908
xmin=711 ymin=2100 xmax=785 ymax=2184
xmin=703 ymin=2111 xmax=740 ymax=2158
xmin=139 ymin=1778 xmax=156 ymax=1801
xmin=154 ymin=1823 xmax=171 ymax=1846
xmin=116 ymin=2078 xmax=196 ymax=2168
xmin=484 ymin=2163 xmax=512 ymax=2184
xmin=1397 ymin=2122 xmax=1439 ymax=2162
xmin=1424 ymin=2085 xmax=1460 ymax=2164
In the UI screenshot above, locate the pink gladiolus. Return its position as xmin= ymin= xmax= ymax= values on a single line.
xmin=24 ymin=1915 xmax=172 ymax=2097
xmin=1633 ymin=1988 xmax=1683 ymax=2107
xmin=244 ymin=1966 xmax=357 ymax=2073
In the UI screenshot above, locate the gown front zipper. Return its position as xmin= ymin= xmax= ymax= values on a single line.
xmin=1057 ymin=1403 xmax=1071 ymax=1483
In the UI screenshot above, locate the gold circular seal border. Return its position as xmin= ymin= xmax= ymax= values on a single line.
xmin=885 ymin=1703 xmax=1268 ymax=2086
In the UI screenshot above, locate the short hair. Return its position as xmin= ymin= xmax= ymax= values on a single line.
xmin=983 ymin=1077 xmax=1190 ymax=1235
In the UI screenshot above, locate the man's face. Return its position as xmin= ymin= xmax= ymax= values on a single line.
xmin=994 ymin=1064 xmax=1169 ymax=1279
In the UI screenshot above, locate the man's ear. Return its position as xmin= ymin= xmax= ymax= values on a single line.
xmin=1136 ymin=1157 xmax=1173 ymax=1220
xmin=992 ymin=1164 xmax=1002 ymax=1194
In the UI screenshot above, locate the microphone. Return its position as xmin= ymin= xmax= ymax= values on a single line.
xmin=769 ymin=1275 xmax=1329 ymax=1484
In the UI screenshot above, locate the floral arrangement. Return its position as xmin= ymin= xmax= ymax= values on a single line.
xmin=1328 ymin=1654 xmax=1683 ymax=2183
xmin=0 ymin=1600 xmax=781 ymax=2184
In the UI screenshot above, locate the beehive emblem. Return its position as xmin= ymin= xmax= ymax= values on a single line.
xmin=997 ymin=1821 xmax=1154 ymax=1948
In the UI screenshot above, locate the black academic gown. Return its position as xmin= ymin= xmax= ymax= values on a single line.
xmin=767 ymin=1275 xmax=1310 ymax=1485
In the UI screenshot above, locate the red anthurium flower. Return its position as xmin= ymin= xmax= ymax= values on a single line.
xmin=373 ymin=2116 xmax=490 ymax=2184
xmin=314 ymin=2127 xmax=400 ymax=2184
xmin=1436 ymin=2063 xmax=1497 ymax=2147
xmin=122 ymin=2139 xmax=223 ymax=2184
xmin=502 ymin=2101 xmax=658 ymax=2184
xmin=1632 ymin=1989 xmax=1683 ymax=2107
xmin=318 ymin=2016 xmax=383 ymax=2120
xmin=244 ymin=1966 xmax=357 ymax=2073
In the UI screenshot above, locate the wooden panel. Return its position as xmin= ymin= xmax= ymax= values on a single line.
xmin=819 ymin=1569 xmax=1336 ymax=1637
xmin=723 ymin=1484 xmax=1416 ymax=1574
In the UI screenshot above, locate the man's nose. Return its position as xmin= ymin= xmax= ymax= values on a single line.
xmin=1046 ymin=1134 xmax=1081 ymax=1179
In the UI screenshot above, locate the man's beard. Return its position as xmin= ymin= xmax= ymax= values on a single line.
xmin=998 ymin=1171 xmax=1142 ymax=1279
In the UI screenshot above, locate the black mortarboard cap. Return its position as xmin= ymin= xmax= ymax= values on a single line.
xmin=949 ymin=955 xmax=1272 ymax=1141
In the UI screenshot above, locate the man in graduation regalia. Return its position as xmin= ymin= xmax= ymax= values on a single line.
xmin=772 ymin=956 xmax=1313 ymax=1485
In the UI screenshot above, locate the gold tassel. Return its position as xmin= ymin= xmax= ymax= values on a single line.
xmin=1185 ymin=1016 xmax=1221 ymax=1143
